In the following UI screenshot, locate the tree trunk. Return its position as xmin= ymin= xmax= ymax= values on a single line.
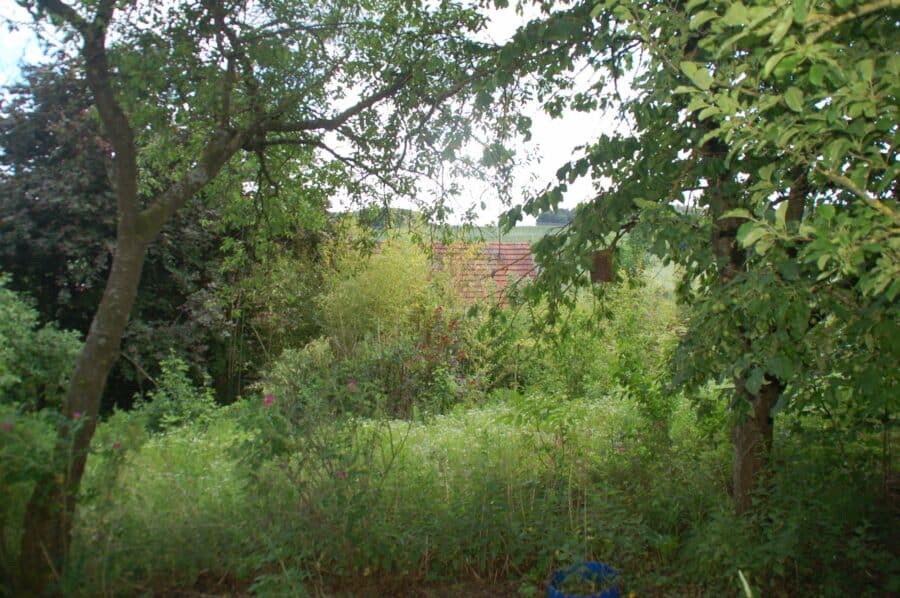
xmin=732 ymin=380 xmax=780 ymax=515
xmin=19 ymin=235 xmax=146 ymax=595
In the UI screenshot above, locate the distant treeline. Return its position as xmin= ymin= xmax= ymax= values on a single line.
xmin=535 ymin=208 xmax=574 ymax=225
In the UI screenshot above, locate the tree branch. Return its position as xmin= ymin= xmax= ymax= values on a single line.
xmin=817 ymin=167 xmax=898 ymax=222
xmin=808 ymin=0 xmax=900 ymax=43
xmin=137 ymin=127 xmax=251 ymax=242
xmin=268 ymin=72 xmax=413 ymax=133
xmin=35 ymin=0 xmax=86 ymax=32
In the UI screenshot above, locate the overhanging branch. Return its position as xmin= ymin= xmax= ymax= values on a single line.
xmin=268 ymin=72 xmax=413 ymax=133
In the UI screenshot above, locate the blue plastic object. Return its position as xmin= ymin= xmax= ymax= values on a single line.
xmin=547 ymin=562 xmax=620 ymax=598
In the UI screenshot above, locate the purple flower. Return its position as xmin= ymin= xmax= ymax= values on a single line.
xmin=263 ymin=394 xmax=275 ymax=408
xmin=336 ymin=469 xmax=347 ymax=479
xmin=112 ymin=441 xmax=122 ymax=450
xmin=347 ymin=380 xmax=359 ymax=392
xmin=1 ymin=422 xmax=13 ymax=432
xmin=72 ymin=411 xmax=83 ymax=419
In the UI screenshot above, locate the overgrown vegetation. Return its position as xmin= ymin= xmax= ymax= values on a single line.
xmin=2 ymin=242 xmax=895 ymax=595
xmin=0 ymin=0 xmax=896 ymax=595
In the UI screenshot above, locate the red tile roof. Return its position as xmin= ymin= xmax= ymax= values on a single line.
xmin=433 ymin=242 xmax=537 ymax=304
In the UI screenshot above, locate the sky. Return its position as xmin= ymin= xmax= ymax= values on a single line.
xmin=0 ymin=1 xmax=622 ymax=226
xmin=0 ymin=3 xmax=48 ymax=87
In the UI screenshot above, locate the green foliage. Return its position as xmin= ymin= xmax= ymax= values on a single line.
xmin=488 ymin=0 xmax=898 ymax=515
xmin=319 ymin=239 xmax=435 ymax=357
xmin=63 ymin=389 xmax=896 ymax=596
xmin=682 ymin=422 xmax=899 ymax=594
xmin=0 ymin=66 xmax=234 ymax=410
xmin=536 ymin=208 xmax=575 ymax=226
xmin=0 ymin=406 xmax=58 ymax=585
xmin=0 ymin=256 xmax=887 ymax=597
xmin=256 ymin=238 xmax=481 ymax=418
xmin=139 ymin=353 xmax=218 ymax=433
xmin=0 ymin=275 xmax=81 ymax=411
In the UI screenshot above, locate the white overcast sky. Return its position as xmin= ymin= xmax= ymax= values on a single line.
xmin=0 ymin=1 xmax=623 ymax=225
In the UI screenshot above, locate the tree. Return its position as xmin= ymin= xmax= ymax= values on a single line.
xmin=0 ymin=65 xmax=230 ymax=409
xmin=10 ymin=0 xmax=508 ymax=592
xmin=497 ymin=0 xmax=898 ymax=513
xmin=536 ymin=207 xmax=575 ymax=225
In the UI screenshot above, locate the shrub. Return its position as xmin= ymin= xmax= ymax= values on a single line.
xmin=318 ymin=238 xmax=435 ymax=358
xmin=138 ymin=352 xmax=218 ymax=433
xmin=0 ymin=406 xmax=58 ymax=587
xmin=0 ymin=274 xmax=82 ymax=411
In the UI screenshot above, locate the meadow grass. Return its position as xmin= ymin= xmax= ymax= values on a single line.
xmin=68 ymin=392 xmax=735 ymax=596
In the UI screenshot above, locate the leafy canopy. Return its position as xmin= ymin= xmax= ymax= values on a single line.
xmin=495 ymin=0 xmax=898 ymax=424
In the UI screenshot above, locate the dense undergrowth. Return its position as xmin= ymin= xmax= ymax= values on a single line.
xmin=1 ymin=241 xmax=897 ymax=596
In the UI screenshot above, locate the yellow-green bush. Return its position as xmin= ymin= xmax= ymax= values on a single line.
xmin=319 ymin=239 xmax=436 ymax=357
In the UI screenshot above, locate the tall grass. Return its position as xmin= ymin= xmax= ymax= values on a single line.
xmin=58 ymin=394 xmax=689 ymax=593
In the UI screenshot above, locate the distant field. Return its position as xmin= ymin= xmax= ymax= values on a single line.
xmin=460 ymin=225 xmax=563 ymax=243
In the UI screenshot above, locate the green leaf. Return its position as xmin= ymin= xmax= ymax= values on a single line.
xmin=808 ymin=64 xmax=827 ymax=87
xmin=681 ymin=61 xmax=713 ymax=91
xmin=686 ymin=0 xmax=709 ymax=11
xmin=792 ymin=0 xmax=807 ymax=24
xmin=722 ymin=208 xmax=753 ymax=220
xmin=769 ymin=12 xmax=792 ymax=44
xmin=857 ymin=59 xmax=874 ymax=82
xmin=716 ymin=94 xmax=741 ymax=114
xmin=777 ymin=260 xmax=800 ymax=281
xmin=738 ymin=224 xmax=767 ymax=248
xmin=722 ymin=2 xmax=749 ymax=26
xmin=698 ymin=105 xmax=721 ymax=120
xmin=746 ymin=368 xmax=764 ymax=395
xmin=755 ymin=237 xmax=774 ymax=254
xmin=763 ymin=52 xmax=786 ymax=78
xmin=775 ymin=201 xmax=788 ymax=229
xmin=784 ymin=87 xmax=804 ymax=112
xmin=690 ymin=10 xmax=718 ymax=30
xmin=818 ymin=204 xmax=835 ymax=220
xmin=824 ymin=138 xmax=851 ymax=167
xmin=774 ymin=54 xmax=803 ymax=79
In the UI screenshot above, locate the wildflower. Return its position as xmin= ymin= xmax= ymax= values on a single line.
xmin=336 ymin=469 xmax=347 ymax=479
xmin=456 ymin=349 xmax=466 ymax=361
xmin=347 ymin=380 xmax=359 ymax=392
xmin=112 ymin=441 xmax=122 ymax=450
xmin=263 ymin=394 xmax=275 ymax=408
xmin=1 ymin=422 xmax=12 ymax=432
xmin=72 ymin=411 xmax=82 ymax=419
xmin=448 ymin=319 xmax=458 ymax=331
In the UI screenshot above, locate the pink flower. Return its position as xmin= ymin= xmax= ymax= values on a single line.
xmin=72 ymin=412 xmax=82 ymax=419
xmin=336 ymin=469 xmax=347 ymax=479
xmin=347 ymin=380 xmax=359 ymax=392
xmin=1 ymin=422 xmax=13 ymax=432
xmin=112 ymin=441 xmax=122 ymax=450
xmin=263 ymin=394 xmax=275 ymax=408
